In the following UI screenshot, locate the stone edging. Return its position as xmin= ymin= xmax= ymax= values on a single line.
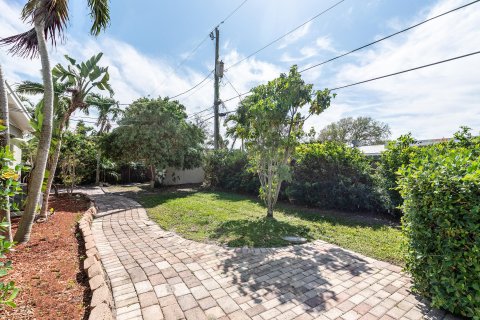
xmin=78 ymin=199 xmax=115 ymax=320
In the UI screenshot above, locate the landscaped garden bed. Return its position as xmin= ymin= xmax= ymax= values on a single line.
xmin=1 ymin=194 xmax=91 ymax=320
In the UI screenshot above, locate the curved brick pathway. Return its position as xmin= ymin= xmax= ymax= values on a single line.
xmin=82 ymin=188 xmax=460 ymax=320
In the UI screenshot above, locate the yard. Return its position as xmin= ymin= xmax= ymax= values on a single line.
xmin=109 ymin=185 xmax=404 ymax=265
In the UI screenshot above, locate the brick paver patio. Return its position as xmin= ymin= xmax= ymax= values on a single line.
xmin=83 ymin=188 xmax=461 ymax=320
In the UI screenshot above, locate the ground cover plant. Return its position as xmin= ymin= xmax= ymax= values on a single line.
xmin=130 ymin=188 xmax=404 ymax=265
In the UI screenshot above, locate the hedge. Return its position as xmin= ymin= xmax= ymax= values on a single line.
xmin=398 ymin=143 xmax=480 ymax=318
xmin=204 ymin=149 xmax=260 ymax=195
xmin=285 ymin=142 xmax=388 ymax=212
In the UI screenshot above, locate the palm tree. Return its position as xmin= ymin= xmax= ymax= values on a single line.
xmin=86 ymin=93 xmax=122 ymax=185
xmin=17 ymin=54 xmax=113 ymax=220
xmin=1 ymin=0 xmax=111 ymax=243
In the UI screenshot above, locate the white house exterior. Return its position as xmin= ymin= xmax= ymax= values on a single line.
xmin=5 ymin=81 xmax=33 ymax=165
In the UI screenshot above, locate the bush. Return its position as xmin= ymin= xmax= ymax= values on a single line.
xmin=204 ymin=150 xmax=260 ymax=194
xmin=378 ymin=134 xmax=418 ymax=215
xmin=398 ymin=140 xmax=480 ymax=317
xmin=285 ymin=142 xmax=388 ymax=212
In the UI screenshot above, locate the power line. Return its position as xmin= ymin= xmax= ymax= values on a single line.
xmin=222 ymin=50 xmax=480 ymax=106
xmin=169 ymin=70 xmax=214 ymax=99
xmin=223 ymin=74 xmax=243 ymax=102
xmin=225 ymin=0 xmax=346 ymax=72
xmin=157 ymin=0 xmax=249 ymax=101
xmin=329 ymin=50 xmax=480 ymax=91
xmin=220 ymin=0 xmax=249 ymax=25
xmin=187 ymin=106 xmax=213 ymax=119
xmin=299 ymin=0 xmax=480 ymax=73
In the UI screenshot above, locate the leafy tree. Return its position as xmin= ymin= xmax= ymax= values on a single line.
xmin=2 ymin=0 xmax=111 ymax=244
xmin=85 ymin=93 xmax=122 ymax=186
xmin=59 ymin=122 xmax=97 ymax=193
xmin=318 ymin=116 xmax=390 ymax=146
xmin=104 ymin=98 xmax=205 ymax=188
xmin=226 ymin=66 xmax=334 ymax=218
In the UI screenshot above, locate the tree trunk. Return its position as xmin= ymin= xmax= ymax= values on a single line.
xmin=149 ymin=165 xmax=155 ymax=189
xmin=14 ymin=17 xmax=54 ymax=244
xmin=0 ymin=65 xmax=12 ymax=241
xmin=38 ymin=139 xmax=61 ymax=219
xmin=95 ymin=150 xmax=101 ymax=186
xmin=266 ymin=204 xmax=274 ymax=218
xmin=0 ymin=65 xmax=9 ymax=146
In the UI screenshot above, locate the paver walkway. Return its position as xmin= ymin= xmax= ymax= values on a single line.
xmin=83 ymin=188 xmax=460 ymax=320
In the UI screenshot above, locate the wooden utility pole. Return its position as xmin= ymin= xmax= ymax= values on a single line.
xmin=213 ymin=27 xmax=220 ymax=149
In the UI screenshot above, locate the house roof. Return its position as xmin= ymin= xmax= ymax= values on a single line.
xmin=6 ymin=81 xmax=33 ymax=134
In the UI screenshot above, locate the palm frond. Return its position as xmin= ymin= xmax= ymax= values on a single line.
xmin=16 ymin=80 xmax=44 ymax=95
xmin=88 ymin=0 xmax=111 ymax=36
xmin=0 ymin=0 xmax=69 ymax=58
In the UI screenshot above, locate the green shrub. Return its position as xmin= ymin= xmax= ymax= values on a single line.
xmin=285 ymin=142 xmax=388 ymax=212
xmin=378 ymin=134 xmax=419 ymax=215
xmin=204 ymin=150 xmax=260 ymax=194
xmin=398 ymin=141 xmax=480 ymax=318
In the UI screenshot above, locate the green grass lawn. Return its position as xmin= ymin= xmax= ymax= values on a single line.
xmin=132 ymin=188 xmax=404 ymax=265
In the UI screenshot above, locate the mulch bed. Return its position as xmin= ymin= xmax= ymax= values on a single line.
xmin=1 ymin=194 xmax=91 ymax=320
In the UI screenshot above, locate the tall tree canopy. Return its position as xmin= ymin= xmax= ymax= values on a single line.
xmin=318 ymin=116 xmax=391 ymax=147
xmin=104 ymin=98 xmax=205 ymax=188
xmin=227 ymin=65 xmax=334 ymax=218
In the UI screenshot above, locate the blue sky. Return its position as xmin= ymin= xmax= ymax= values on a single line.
xmin=2 ymin=0 xmax=479 ymax=140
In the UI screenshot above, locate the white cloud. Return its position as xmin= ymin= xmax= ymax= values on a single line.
xmin=280 ymin=36 xmax=336 ymax=63
xmin=314 ymin=0 xmax=480 ymax=139
xmin=277 ymin=21 xmax=312 ymax=49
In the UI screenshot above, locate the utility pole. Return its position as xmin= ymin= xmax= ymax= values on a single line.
xmin=211 ymin=27 xmax=222 ymax=149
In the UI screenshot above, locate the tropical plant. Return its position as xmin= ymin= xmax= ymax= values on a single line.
xmin=2 ymin=0 xmax=111 ymax=244
xmin=226 ymin=65 xmax=334 ymax=218
xmin=398 ymin=132 xmax=480 ymax=318
xmin=17 ymin=54 xmax=113 ymax=219
xmin=0 ymin=138 xmax=21 ymax=308
xmin=85 ymin=93 xmax=122 ymax=185
xmin=318 ymin=116 xmax=391 ymax=146
xmin=104 ymin=97 xmax=205 ymax=188
xmin=0 ymin=67 xmax=12 ymax=241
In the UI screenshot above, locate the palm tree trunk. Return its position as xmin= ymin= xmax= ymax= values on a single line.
xmin=14 ymin=17 xmax=54 ymax=244
xmin=38 ymin=109 xmax=70 ymax=219
xmin=38 ymin=139 xmax=61 ymax=219
xmin=0 ymin=66 xmax=9 ymax=146
xmin=95 ymin=150 xmax=101 ymax=186
xmin=0 ymin=65 xmax=12 ymax=242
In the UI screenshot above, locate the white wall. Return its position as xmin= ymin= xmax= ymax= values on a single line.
xmin=162 ymin=167 xmax=205 ymax=186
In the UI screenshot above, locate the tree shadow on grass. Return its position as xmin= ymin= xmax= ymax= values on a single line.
xmin=213 ymin=217 xmax=313 ymax=247
xmin=219 ymin=242 xmax=373 ymax=315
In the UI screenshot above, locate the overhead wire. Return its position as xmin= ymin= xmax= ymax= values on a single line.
xmin=298 ymin=0 xmax=480 ymax=73
xmin=222 ymin=0 xmax=480 ymax=103
xmin=224 ymin=0 xmax=347 ymax=72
